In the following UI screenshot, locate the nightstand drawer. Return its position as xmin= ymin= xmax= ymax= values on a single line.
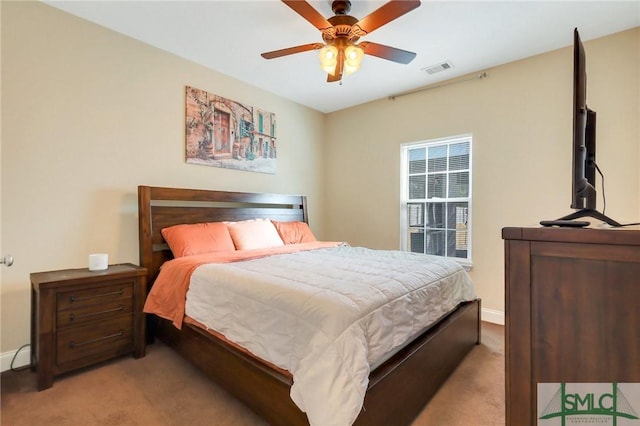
xmin=57 ymin=281 xmax=133 ymax=311
xmin=56 ymin=298 xmax=133 ymax=328
xmin=56 ymin=315 xmax=133 ymax=366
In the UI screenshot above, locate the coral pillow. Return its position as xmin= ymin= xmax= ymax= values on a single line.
xmin=272 ymin=221 xmax=317 ymax=244
xmin=161 ymin=222 xmax=235 ymax=257
xmin=226 ymin=219 xmax=285 ymax=250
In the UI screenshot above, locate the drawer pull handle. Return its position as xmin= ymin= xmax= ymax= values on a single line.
xmin=69 ymin=289 xmax=124 ymax=303
xmin=69 ymin=330 xmax=124 ymax=348
xmin=69 ymin=305 xmax=125 ymax=321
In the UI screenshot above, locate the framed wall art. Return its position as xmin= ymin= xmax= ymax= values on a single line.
xmin=185 ymin=86 xmax=276 ymax=174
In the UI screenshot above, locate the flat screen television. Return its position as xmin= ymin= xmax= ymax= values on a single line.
xmin=571 ymin=28 xmax=597 ymax=211
xmin=541 ymin=28 xmax=621 ymax=227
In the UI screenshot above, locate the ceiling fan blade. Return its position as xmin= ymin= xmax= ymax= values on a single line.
xmin=327 ymin=72 xmax=342 ymax=83
xmin=360 ymin=41 xmax=416 ymax=64
xmin=327 ymin=51 xmax=344 ymax=83
xmin=261 ymin=43 xmax=324 ymax=59
xmin=282 ymin=0 xmax=333 ymax=31
xmin=353 ymin=0 xmax=421 ymax=36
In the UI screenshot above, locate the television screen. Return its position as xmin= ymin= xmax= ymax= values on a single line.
xmin=571 ymin=28 xmax=597 ymax=210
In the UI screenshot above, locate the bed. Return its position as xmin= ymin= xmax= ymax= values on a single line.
xmin=138 ymin=185 xmax=481 ymax=426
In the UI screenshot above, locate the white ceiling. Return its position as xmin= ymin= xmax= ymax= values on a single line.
xmin=44 ymin=1 xmax=640 ymax=113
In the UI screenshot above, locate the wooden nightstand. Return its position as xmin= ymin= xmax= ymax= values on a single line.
xmin=30 ymin=263 xmax=147 ymax=390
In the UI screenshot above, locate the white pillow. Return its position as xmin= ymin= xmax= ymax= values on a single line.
xmin=226 ymin=219 xmax=285 ymax=250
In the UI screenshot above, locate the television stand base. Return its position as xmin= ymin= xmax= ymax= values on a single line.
xmin=547 ymin=209 xmax=622 ymax=227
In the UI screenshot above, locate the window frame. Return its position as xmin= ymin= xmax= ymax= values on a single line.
xmin=399 ymin=134 xmax=473 ymax=267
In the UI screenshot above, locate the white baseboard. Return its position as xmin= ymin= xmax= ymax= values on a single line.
xmin=1 ymin=346 xmax=31 ymax=373
xmin=481 ymin=308 xmax=505 ymax=325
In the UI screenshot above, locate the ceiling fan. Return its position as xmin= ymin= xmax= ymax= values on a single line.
xmin=261 ymin=0 xmax=421 ymax=83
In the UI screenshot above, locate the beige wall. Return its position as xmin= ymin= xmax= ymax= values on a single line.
xmin=323 ymin=28 xmax=640 ymax=316
xmin=0 ymin=2 xmax=326 ymax=357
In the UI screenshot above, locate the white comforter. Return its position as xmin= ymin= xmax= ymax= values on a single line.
xmin=185 ymin=245 xmax=476 ymax=426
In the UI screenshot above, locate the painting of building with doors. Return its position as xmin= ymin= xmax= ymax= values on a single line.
xmin=185 ymin=86 xmax=277 ymax=174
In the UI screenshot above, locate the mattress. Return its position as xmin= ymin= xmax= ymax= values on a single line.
xmin=184 ymin=245 xmax=476 ymax=426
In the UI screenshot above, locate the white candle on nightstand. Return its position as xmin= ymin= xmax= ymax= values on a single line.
xmin=88 ymin=253 xmax=108 ymax=271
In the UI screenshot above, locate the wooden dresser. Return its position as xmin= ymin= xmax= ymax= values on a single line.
xmin=31 ymin=263 xmax=147 ymax=390
xmin=503 ymin=226 xmax=640 ymax=425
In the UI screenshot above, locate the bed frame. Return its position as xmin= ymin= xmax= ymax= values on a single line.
xmin=138 ymin=185 xmax=481 ymax=426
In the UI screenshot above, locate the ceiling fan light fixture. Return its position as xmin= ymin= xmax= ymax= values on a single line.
xmin=344 ymin=43 xmax=364 ymax=75
xmin=319 ymin=44 xmax=339 ymax=75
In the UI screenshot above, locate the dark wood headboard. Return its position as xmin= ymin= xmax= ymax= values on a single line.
xmin=137 ymin=185 xmax=308 ymax=286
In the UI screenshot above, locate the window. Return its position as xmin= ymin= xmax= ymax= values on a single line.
xmin=400 ymin=135 xmax=472 ymax=265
